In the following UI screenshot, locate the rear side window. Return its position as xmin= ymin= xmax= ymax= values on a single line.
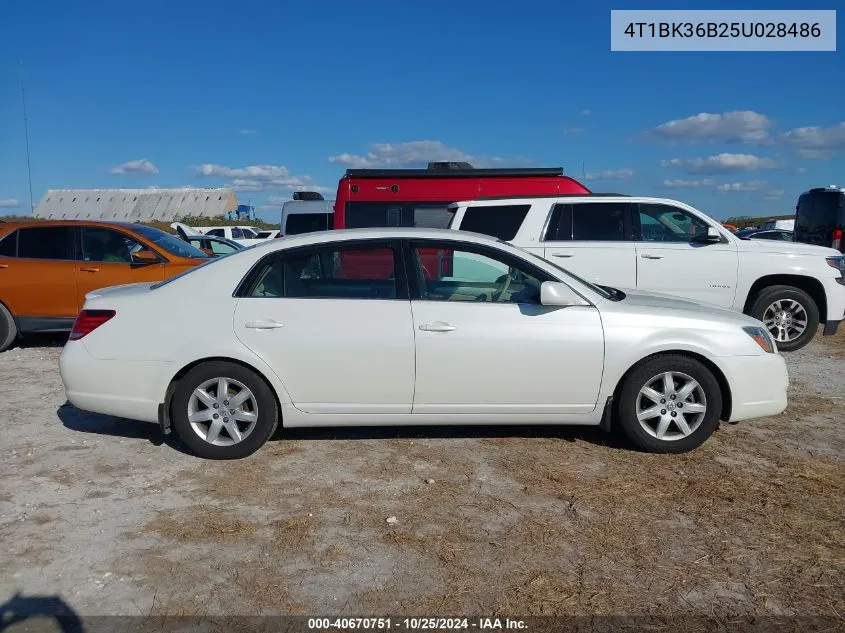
xmin=206 ymin=228 xmax=224 ymax=237
xmin=18 ymin=227 xmax=72 ymax=259
xmin=231 ymin=228 xmax=244 ymax=239
xmin=0 ymin=231 xmax=17 ymax=257
xmin=459 ymin=205 xmax=530 ymax=241
xmin=572 ymin=203 xmax=629 ymax=241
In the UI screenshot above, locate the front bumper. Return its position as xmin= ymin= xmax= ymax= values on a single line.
xmin=721 ymin=353 xmax=789 ymax=422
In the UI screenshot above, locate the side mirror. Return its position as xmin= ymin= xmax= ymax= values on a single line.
xmin=540 ymin=281 xmax=590 ymax=307
xmin=132 ymin=249 xmax=160 ymax=264
xmin=693 ymin=226 xmax=723 ymax=244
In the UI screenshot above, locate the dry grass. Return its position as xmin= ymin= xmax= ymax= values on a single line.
xmin=146 ymin=506 xmax=257 ymax=542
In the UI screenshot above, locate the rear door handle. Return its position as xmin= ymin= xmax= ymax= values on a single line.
xmin=640 ymin=254 xmax=663 ymax=260
xmin=0 ymin=263 xmax=8 ymax=269
xmin=80 ymin=267 xmax=100 ymax=272
xmin=419 ymin=321 xmax=457 ymax=332
xmin=552 ymin=253 xmax=573 ymax=258
xmin=245 ymin=320 xmax=284 ymax=330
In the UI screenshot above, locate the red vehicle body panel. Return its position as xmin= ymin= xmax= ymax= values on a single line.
xmin=332 ymin=167 xmax=591 ymax=279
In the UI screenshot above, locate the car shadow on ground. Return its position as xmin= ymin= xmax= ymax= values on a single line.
xmin=57 ymin=403 xmax=629 ymax=454
xmin=14 ymin=333 xmax=68 ymax=349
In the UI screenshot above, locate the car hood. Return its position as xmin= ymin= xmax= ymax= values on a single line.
xmin=735 ymin=238 xmax=840 ymax=257
xmin=608 ymin=289 xmax=757 ymax=325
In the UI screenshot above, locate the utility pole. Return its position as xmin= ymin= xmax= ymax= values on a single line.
xmin=20 ymin=62 xmax=35 ymax=214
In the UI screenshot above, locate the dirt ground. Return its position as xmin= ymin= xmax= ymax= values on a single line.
xmin=1 ymin=331 xmax=843 ymax=626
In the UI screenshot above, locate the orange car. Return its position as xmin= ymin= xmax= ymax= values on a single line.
xmin=0 ymin=220 xmax=210 ymax=352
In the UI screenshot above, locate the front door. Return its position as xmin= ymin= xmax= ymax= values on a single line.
xmin=75 ymin=226 xmax=167 ymax=309
xmin=233 ymin=240 xmax=415 ymax=414
xmin=634 ymin=203 xmax=739 ymax=308
xmin=407 ymin=240 xmax=605 ymax=415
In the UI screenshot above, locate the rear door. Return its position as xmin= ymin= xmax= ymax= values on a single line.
xmin=75 ymin=226 xmax=167 ymax=308
xmin=0 ymin=226 xmax=78 ymax=324
xmin=541 ymin=201 xmax=638 ymax=289
xmin=634 ymin=203 xmax=739 ymax=307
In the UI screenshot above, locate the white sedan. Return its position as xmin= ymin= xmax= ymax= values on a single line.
xmin=58 ymin=228 xmax=788 ymax=459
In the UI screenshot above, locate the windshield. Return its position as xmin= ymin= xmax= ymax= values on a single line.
xmin=132 ymin=225 xmax=210 ymax=259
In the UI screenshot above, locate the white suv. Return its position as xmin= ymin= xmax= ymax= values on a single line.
xmin=447 ymin=194 xmax=845 ymax=351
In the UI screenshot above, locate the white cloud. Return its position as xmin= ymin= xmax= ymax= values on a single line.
xmin=715 ymin=180 xmax=768 ymax=193
xmin=580 ymin=109 xmax=592 ymax=116
xmin=763 ymin=189 xmax=785 ymax=200
xmin=779 ymin=122 xmax=845 ymax=159
xmin=328 ymin=140 xmax=527 ymax=169
xmin=564 ymin=127 xmax=584 ymax=134
xmin=661 ymin=179 xmax=717 ymax=189
xmin=0 ymin=198 xmax=21 ymax=208
xmin=660 ymin=153 xmax=779 ymax=174
xmin=647 ymin=111 xmax=773 ymax=143
xmin=109 ymin=158 xmax=159 ymax=175
xmin=238 ymin=129 xmax=258 ymax=135
xmin=796 ymin=167 xmax=808 ymax=174
xmin=584 ymin=168 xmax=634 ymax=181
xmin=195 ymin=163 xmax=330 ymax=194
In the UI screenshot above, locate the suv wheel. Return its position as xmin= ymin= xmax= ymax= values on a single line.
xmin=0 ymin=303 xmax=18 ymax=353
xmin=617 ymin=355 xmax=722 ymax=453
xmin=749 ymin=285 xmax=819 ymax=352
xmin=170 ymin=361 xmax=279 ymax=459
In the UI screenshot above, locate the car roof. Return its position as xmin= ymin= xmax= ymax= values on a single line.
xmin=0 ymin=219 xmax=157 ymax=232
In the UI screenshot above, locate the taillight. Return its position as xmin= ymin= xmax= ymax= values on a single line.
xmin=832 ymin=228 xmax=843 ymax=251
xmin=69 ymin=310 xmax=116 ymax=341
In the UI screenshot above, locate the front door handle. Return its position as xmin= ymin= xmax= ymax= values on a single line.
xmin=640 ymin=254 xmax=663 ymax=260
xmin=552 ymin=253 xmax=573 ymax=258
xmin=419 ymin=321 xmax=457 ymax=332
xmin=245 ymin=320 xmax=284 ymax=330
xmin=80 ymin=267 xmax=100 ymax=272
xmin=0 ymin=263 xmax=8 ymax=269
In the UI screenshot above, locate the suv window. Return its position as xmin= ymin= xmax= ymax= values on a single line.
xmin=345 ymin=202 xmax=453 ymax=229
xmin=0 ymin=231 xmax=16 ymax=257
xmin=231 ymin=228 xmax=244 ymax=239
xmin=18 ymin=226 xmax=72 ymax=259
xmin=637 ymin=204 xmax=710 ymax=242
xmin=246 ymin=243 xmax=398 ymax=300
xmin=411 ymin=243 xmax=544 ymax=304
xmin=544 ymin=202 xmax=631 ymax=241
xmin=81 ymin=227 xmax=143 ymax=263
xmin=206 ymin=228 xmax=224 ymax=238
xmin=459 ymin=205 xmax=530 ymax=241
xmin=795 ymin=191 xmax=845 ymax=247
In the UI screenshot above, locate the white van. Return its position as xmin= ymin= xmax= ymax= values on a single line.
xmin=280 ymin=196 xmax=334 ymax=237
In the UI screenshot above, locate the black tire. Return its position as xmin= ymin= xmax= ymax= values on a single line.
xmin=748 ymin=285 xmax=819 ymax=352
xmin=170 ymin=361 xmax=279 ymax=459
xmin=0 ymin=302 xmax=18 ymax=353
xmin=617 ymin=354 xmax=722 ymax=454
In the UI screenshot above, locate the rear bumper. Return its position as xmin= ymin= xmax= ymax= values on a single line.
xmin=59 ymin=341 xmax=169 ymax=423
xmin=721 ymin=353 xmax=789 ymax=422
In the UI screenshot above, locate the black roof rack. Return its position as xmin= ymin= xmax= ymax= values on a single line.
xmin=344 ymin=167 xmax=565 ymax=179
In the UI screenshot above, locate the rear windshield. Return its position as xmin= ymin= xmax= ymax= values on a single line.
xmin=285 ymin=213 xmax=332 ymax=235
xmin=795 ymin=191 xmax=845 ymax=246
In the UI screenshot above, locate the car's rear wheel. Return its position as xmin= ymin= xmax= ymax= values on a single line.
xmin=748 ymin=285 xmax=819 ymax=352
xmin=617 ymin=355 xmax=722 ymax=453
xmin=171 ymin=361 xmax=279 ymax=459
xmin=0 ymin=303 xmax=18 ymax=353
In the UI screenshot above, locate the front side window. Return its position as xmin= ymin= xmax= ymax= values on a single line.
xmin=458 ymin=205 xmax=530 ymax=241
xmin=131 ymin=225 xmax=209 ymax=259
xmin=246 ymin=243 xmax=398 ymax=300
xmin=206 ymin=228 xmax=225 ymax=238
xmin=571 ymin=202 xmax=630 ymax=241
xmin=18 ymin=227 xmax=72 ymax=260
xmin=81 ymin=227 xmax=145 ymax=263
xmin=210 ymin=240 xmax=238 ymax=255
xmin=0 ymin=231 xmax=17 ymax=257
xmin=638 ymin=204 xmax=711 ymax=243
xmin=411 ymin=243 xmax=544 ymax=304
xmin=231 ymin=228 xmax=245 ymax=239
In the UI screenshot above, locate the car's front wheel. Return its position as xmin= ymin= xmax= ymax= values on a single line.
xmin=748 ymin=285 xmax=819 ymax=352
xmin=617 ymin=355 xmax=722 ymax=453
xmin=170 ymin=361 xmax=279 ymax=459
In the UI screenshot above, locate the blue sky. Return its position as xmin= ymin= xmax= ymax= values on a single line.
xmin=0 ymin=0 xmax=843 ymax=222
